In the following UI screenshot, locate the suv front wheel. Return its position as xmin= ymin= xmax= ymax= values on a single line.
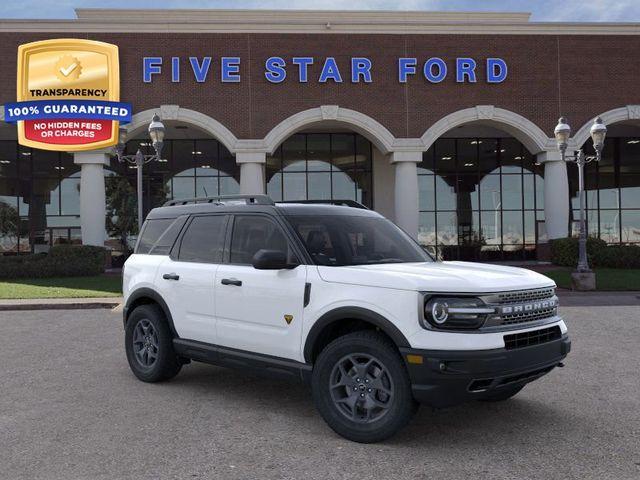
xmin=125 ymin=304 xmax=182 ymax=382
xmin=311 ymin=331 xmax=418 ymax=443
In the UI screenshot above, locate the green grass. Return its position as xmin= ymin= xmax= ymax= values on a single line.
xmin=0 ymin=275 xmax=122 ymax=299
xmin=543 ymin=268 xmax=640 ymax=291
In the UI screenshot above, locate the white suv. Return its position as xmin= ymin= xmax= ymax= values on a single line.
xmin=122 ymin=195 xmax=570 ymax=443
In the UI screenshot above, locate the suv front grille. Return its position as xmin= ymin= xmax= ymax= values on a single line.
xmin=496 ymin=287 xmax=555 ymax=304
xmin=482 ymin=287 xmax=558 ymax=327
xmin=504 ymin=326 xmax=561 ymax=350
xmin=501 ymin=306 xmax=558 ymax=325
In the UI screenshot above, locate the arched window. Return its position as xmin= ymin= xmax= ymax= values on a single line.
xmin=266 ymin=133 xmax=373 ymax=207
xmin=418 ymin=137 xmax=543 ymax=261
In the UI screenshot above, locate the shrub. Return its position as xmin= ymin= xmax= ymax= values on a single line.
xmin=550 ymin=237 xmax=640 ymax=268
xmin=0 ymin=245 xmax=106 ymax=279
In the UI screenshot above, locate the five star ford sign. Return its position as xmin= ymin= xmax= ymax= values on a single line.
xmin=3 ymin=39 xmax=132 ymax=151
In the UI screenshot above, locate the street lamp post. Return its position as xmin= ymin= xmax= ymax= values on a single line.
xmin=553 ymin=116 xmax=607 ymax=276
xmin=113 ymin=114 xmax=166 ymax=232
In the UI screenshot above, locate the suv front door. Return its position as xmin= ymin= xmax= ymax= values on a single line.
xmin=215 ymin=214 xmax=307 ymax=361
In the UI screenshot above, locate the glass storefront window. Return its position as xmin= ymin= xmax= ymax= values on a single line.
xmin=568 ymin=137 xmax=640 ymax=245
xmin=266 ymin=133 xmax=373 ymax=207
xmin=419 ymin=137 xmax=542 ymax=260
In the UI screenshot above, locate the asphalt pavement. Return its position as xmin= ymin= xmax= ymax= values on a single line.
xmin=1 ymin=306 xmax=639 ymax=480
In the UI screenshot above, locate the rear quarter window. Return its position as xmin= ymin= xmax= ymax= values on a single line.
xmin=135 ymin=217 xmax=186 ymax=255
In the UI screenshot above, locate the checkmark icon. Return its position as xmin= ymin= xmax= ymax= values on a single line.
xmin=54 ymin=55 xmax=82 ymax=82
xmin=59 ymin=62 xmax=78 ymax=77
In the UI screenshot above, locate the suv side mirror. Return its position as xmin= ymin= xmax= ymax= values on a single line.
xmin=252 ymin=249 xmax=297 ymax=270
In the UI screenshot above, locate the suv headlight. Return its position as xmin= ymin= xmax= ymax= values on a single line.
xmin=422 ymin=297 xmax=495 ymax=330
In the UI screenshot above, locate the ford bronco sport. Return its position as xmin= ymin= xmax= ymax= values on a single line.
xmin=122 ymin=195 xmax=570 ymax=443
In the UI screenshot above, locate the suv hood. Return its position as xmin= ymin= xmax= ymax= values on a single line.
xmin=317 ymin=261 xmax=555 ymax=293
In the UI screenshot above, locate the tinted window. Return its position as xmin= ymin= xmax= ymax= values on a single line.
xmin=230 ymin=215 xmax=292 ymax=264
xmin=287 ymin=215 xmax=431 ymax=266
xmin=178 ymin=215 xmax=227 ymax=263
xmin=148 ymin=216 xmax=188 ymax=255
xmin=136 ymin=218 xmax=174 ymax=254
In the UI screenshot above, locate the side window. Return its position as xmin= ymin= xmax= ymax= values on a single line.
xmin=149 ymin=216 xmax=188 ymax=255
xmin=230 ymin=215 xmax=292 ymax=264
xmin=178 ymin=215 xmax=227 ymax=263
xmin=136 ymin=218 xmax=174 ymax=254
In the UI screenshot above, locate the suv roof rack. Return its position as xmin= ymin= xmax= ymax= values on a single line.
xmin=278 ymin=199 xmax=369 ymax=210
xmin=163 ymin=194 xmax=275 ymax=207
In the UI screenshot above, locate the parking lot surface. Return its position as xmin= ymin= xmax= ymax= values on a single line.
xmin=1 ymin=306 xmax=639 ymax=480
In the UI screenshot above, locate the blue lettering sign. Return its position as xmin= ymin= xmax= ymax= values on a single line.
xmin=398 ymin=58 xmax=417 ymax=83
xmin=141 ymin=55 xmax=508 ymax=85
xmin=143 ymin=57 xmax=162 ymax=83
xmin=456 ymin=58 xmax=477 ymax=83
xmin=319 ymin=57 xmax=342 ymax=83
xmin=265 ymin=56 xmax=287 ymax=83
xmin=189 ymin=57 xmax=211 ymax=83
xmin=487 ymin=58 xmax=508 ymax=83
xmin=292 ymin=57 xmax=314 ymax=82
xmin=221 ymin=57 xmax=240 ymax=83
xmin=171 ymin=57 xmax=180 ymax=83
xmin=424 ymin=58 xmax=447 ymax=83
xmin=351 ymin=58 xmax=372 ymax=83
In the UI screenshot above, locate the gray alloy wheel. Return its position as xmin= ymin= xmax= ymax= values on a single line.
xmin=329 ymin=353 xmax=395 ymax=423
xmin=132 ymin=318 xmax=159 ymax=368
xmin=312 ymin=330 xmax=417 ymax=443
xmin=125 ymin=304 xmax=182 ymax=383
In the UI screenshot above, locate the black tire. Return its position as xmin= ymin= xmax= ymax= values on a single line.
xmin=125 ymin=304 xmax=182 ymax=382
xmin=311 ymin=331 xmax=418 ymax=443
xmin=479 ymin=385 xmax=524 ymax=402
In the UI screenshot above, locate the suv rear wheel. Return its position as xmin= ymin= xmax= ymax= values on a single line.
xmin=311 ymin=331 xmax=417 ymax=443
xmin=125 ymin=304 xmax=182 ymax=382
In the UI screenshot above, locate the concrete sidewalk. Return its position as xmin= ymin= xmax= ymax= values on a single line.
xmin=0 ymin=297 xmax=122 ymax=311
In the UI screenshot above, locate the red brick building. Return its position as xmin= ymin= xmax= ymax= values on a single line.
xmin=1 ymin=9 xmax=639 ymax=260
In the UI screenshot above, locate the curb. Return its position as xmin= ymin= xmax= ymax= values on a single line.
xmin=0 ymin=299 xmax=122 ymax=312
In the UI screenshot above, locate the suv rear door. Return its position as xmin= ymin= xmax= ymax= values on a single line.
xmin=214 ymin=214 xmax=307 ymax=361
xmin=156 ymin=214 xmax=229 ymax=345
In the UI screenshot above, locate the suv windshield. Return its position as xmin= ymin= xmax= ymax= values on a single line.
xmin=286 ymin=215 xmax=432 ymax=266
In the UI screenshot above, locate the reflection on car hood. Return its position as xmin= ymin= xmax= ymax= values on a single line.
xmin=317 ymin=261 xmax=555 ymax=293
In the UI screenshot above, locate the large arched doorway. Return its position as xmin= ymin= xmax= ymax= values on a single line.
xmin=418 ymin=124 xmax=545 ymax=261
xmin=262 ymin=106 xmax=397 ymax=214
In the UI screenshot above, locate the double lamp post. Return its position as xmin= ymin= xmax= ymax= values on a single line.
xmin=553 ymin=115 xmax=607 ymax=281
xmin=113 ymin=114 xmax=166 ymax=232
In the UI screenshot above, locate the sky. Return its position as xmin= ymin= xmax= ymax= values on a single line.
xmin=1 ymin=0 xmax=639 ymax=22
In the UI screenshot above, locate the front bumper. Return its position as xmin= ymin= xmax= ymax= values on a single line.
xmin=400 ymin=334 xmax=571 ymax=408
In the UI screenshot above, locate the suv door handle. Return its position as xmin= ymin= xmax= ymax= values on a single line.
xmin=162 ymin=273 xmax=180 ymax=281
xmin=221 ymin=278 xmax=242 ymax=287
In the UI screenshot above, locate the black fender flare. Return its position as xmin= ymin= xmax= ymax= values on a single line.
xmin=123 ymin=287 xmax=179 ymax=338
xmin=303 ymin=306 xmax=410 ymax=363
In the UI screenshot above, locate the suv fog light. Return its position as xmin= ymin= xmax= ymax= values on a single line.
xmin=423 ymin=297 xmax=495 ymax=330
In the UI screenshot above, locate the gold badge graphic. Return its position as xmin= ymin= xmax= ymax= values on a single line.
xmin=284 ymin=314 xmax=294 ymax=325
xmin=14 ymin=38 xmax=122 ymax=151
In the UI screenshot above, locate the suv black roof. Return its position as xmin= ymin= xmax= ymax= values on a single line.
xmin=146 ymin=195 xmax=381 ymax=220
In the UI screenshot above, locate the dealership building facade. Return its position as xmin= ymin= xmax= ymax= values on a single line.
xmin=1 ymin=9 xmax=640 ymax=261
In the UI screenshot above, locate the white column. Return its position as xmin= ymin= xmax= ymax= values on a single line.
xmin=391 ymin=151 xmax=421 ymax=239
xmin=237 ymin=152 xmax=266 ymax=195
xmin=74 ymin=151 xmax=110 ymax=246
xmin=538 ymin=151 xmax=569 ymax=240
